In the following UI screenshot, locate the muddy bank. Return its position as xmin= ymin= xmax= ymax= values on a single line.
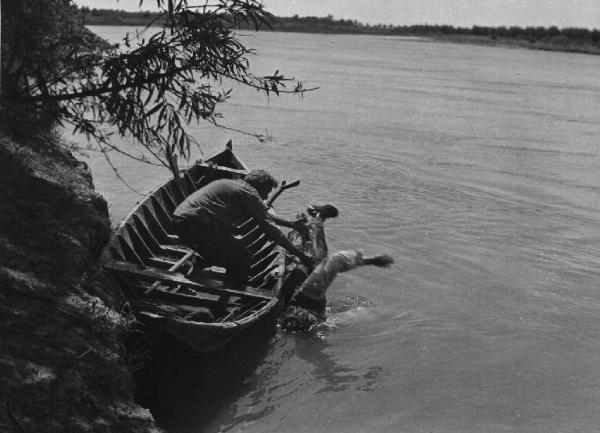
xmin=0 ymin=132 xmax=161 ymax=433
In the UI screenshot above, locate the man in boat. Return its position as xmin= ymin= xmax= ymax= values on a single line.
xmin=172 ymin=169 xmax=314 ymax=289
xmin=282 ymin=205 xmax=394 ymax=331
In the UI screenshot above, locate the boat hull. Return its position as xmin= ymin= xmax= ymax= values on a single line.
xmin=103 ymin=143 xmax=286 ymax=352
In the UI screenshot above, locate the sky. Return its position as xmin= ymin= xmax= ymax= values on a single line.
xmin=74 ymin=0 xmax=600 ymax=29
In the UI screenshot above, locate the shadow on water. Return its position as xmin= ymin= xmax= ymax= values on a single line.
xmin=132 ymin=319 xmax=278 ymax=433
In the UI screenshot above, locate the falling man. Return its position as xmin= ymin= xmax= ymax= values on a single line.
xmin=282 ymin=205 xmax=394 ymax=331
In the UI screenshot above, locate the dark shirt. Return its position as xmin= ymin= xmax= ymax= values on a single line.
xmin=173 ymin=178 xmax=283 ymax=240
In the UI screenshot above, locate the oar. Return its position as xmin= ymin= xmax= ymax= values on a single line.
xmin=267 ymin=179 xmax=300 ymax=209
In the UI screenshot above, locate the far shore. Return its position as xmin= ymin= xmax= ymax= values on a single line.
xmin=81 ymin=8 xmax=600 ymax=56
xmin=429 ymin=33 xmax=600 ymax=55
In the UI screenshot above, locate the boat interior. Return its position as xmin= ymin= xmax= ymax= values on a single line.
xmin=104 ymin=147 xmax=285 ymax=324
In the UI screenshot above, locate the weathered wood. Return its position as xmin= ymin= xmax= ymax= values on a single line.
xmin=240 ymin=225 xmax=262 ymax=245
xmin=218 ymin=299 xmax=267 ymax=323
xmin=182 ymin=172 xmax=198 ymax=194
xmin=106 ymin=260 xmax=272 ymax=301
xmin=246 ymin=232 xmax=268 ymax=254
xmin=103 ymin=146 xmax=288 ymax=353
xmin=248 ymin=263 xmax=278 ymax=287
xmin=137 ymin=285 xmax=236 ymax=309
xmin=169 ymin=250 xmax=196 ymax=273
xmin=145 ymin=250 xmax=197 ymax=294
xmin=159 ymin=187 xmax=178 ymax=213
xmin=124 ymin=223 xmax=153 ymax=261
xmin=134 ymin=292 xmax=219 ymax=310
xmin=197 ymin=174 xmax=216 ymax=189
xmin=160 ymin=244 xmax=193 ymax=257
xmin=109 ymin=246 xmax=125 ymax=261
xmin=167 ymin=234 xmax=180 ymax=243
xmin=141 ymin=203 xmax=170 ymax=243
xmin=166 ymin=180 xmax=186 ymax=204
xmin=132 ymin=214 xmax=162 ymax=255
xmin=236 ymin=217 xmax=255 ymax=233
xmin=117 ymin=235 xmax=145 ymax=267
xmin=149 ymin=196 xmax=173 ymax=229
xmin=252 ymin=241 xmax=277 ymax=262
xmin=146 ymin=257 xmax=178 ymax=270
xmin=251 ymin=249 xmax=279 ymax=268
xmin=251 ymin=251 xmax=280 ymax=274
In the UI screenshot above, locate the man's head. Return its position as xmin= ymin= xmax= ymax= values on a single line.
xmin=244 ymin=169 xmax=278 ymax=200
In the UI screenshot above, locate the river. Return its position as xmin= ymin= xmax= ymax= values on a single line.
xmin=86 ymin=26 xmax=600 ymax=433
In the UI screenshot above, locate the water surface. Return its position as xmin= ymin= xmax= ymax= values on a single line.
xmin=87 ymin=27 xmax=600 ymax=433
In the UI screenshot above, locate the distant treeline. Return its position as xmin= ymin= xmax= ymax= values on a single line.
xmin=81 ymin=8 xmax=600 ymax=52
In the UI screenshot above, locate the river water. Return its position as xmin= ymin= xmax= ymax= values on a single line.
xmin=87 ymin=27 xmax=600 ymax=432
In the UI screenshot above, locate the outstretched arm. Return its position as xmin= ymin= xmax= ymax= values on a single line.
xmin=267 ymin=209 xmax=308 ymax=234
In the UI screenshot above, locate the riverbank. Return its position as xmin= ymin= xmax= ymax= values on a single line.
xmin=80 ymin=8 xmax=600 ymax=56
xmin=0 ymin=132 xmax=161 ymax=433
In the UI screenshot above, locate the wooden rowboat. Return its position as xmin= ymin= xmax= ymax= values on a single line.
xmin=103 ymin=142 xmax=288 ymax=352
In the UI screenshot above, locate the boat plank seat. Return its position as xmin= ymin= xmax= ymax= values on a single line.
xmin=105 ymin=261 xmax=272 ymax=301
xmin=160 ymin=244 xmax=195 ymax=257
xmin=133 ymin=287 xmax=222 ymax=309
xmin=135 ymin=285 xmax=244 ymax=310
xmin=145 ymin=249 xmax=200 ymax=292
xmin=145 ymin=250 xmax=198 ymax=272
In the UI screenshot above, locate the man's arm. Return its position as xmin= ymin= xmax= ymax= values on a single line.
xmin=265 ymin=208 xmax=289 ymax=226
xmin=267 ymin=209 xmax=308 ymax=235
xmin=240 ymin=187 xmax=313 ymax=268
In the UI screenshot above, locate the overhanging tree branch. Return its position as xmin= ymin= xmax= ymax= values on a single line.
xmin=1 ymin=0 xmax=317 ymax=180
